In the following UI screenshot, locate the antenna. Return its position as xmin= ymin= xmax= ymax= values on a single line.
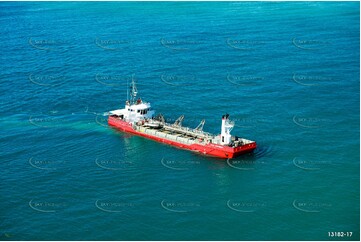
xmin=127 ymin=76 xmax=130 ymax=103
xmin=130 ymin=74 xmax=138 ymax=104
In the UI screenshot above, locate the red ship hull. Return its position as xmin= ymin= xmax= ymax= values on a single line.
xmin=108 ymin=116 xmax=256 ymax=159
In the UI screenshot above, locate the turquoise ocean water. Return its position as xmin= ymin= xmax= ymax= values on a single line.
xmin=0 ymin=2 xmax=359 ymax=240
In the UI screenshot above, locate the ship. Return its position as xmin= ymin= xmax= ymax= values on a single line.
xmin=108 ymin=79 xmax=257 ymax=159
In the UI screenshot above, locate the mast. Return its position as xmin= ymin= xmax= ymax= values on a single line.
xmin=130 ymin=75 xmax=138 ymax=105
xmin=127 ymin=77 xmax=129 ymax=103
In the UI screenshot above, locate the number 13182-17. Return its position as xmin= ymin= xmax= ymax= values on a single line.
xmin=328 ymin=232 xmax=352 ymax=237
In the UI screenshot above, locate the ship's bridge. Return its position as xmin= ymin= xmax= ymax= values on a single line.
xmin=109 ymin=78 xmax=155 ymax=123
xmin=126 ymin=102 xmax=152 ymax=115
xmin=109 ymin=99 xmax=155 ymax=123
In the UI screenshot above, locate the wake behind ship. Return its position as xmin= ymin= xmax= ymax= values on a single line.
xmin=108 ymin=79 xmax=257 ymax=158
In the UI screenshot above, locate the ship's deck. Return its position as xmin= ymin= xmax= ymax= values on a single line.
xmin=110 ymin=115 xmax=255 ymax=148
xmin=136 ymin=125 xmax=198 ymax=145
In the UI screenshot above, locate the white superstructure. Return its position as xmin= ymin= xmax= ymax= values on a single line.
xmin=220 ymin=114 xmax=234 ymax=145
xmin=109 ymin=78 xmax=155 ymax=123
